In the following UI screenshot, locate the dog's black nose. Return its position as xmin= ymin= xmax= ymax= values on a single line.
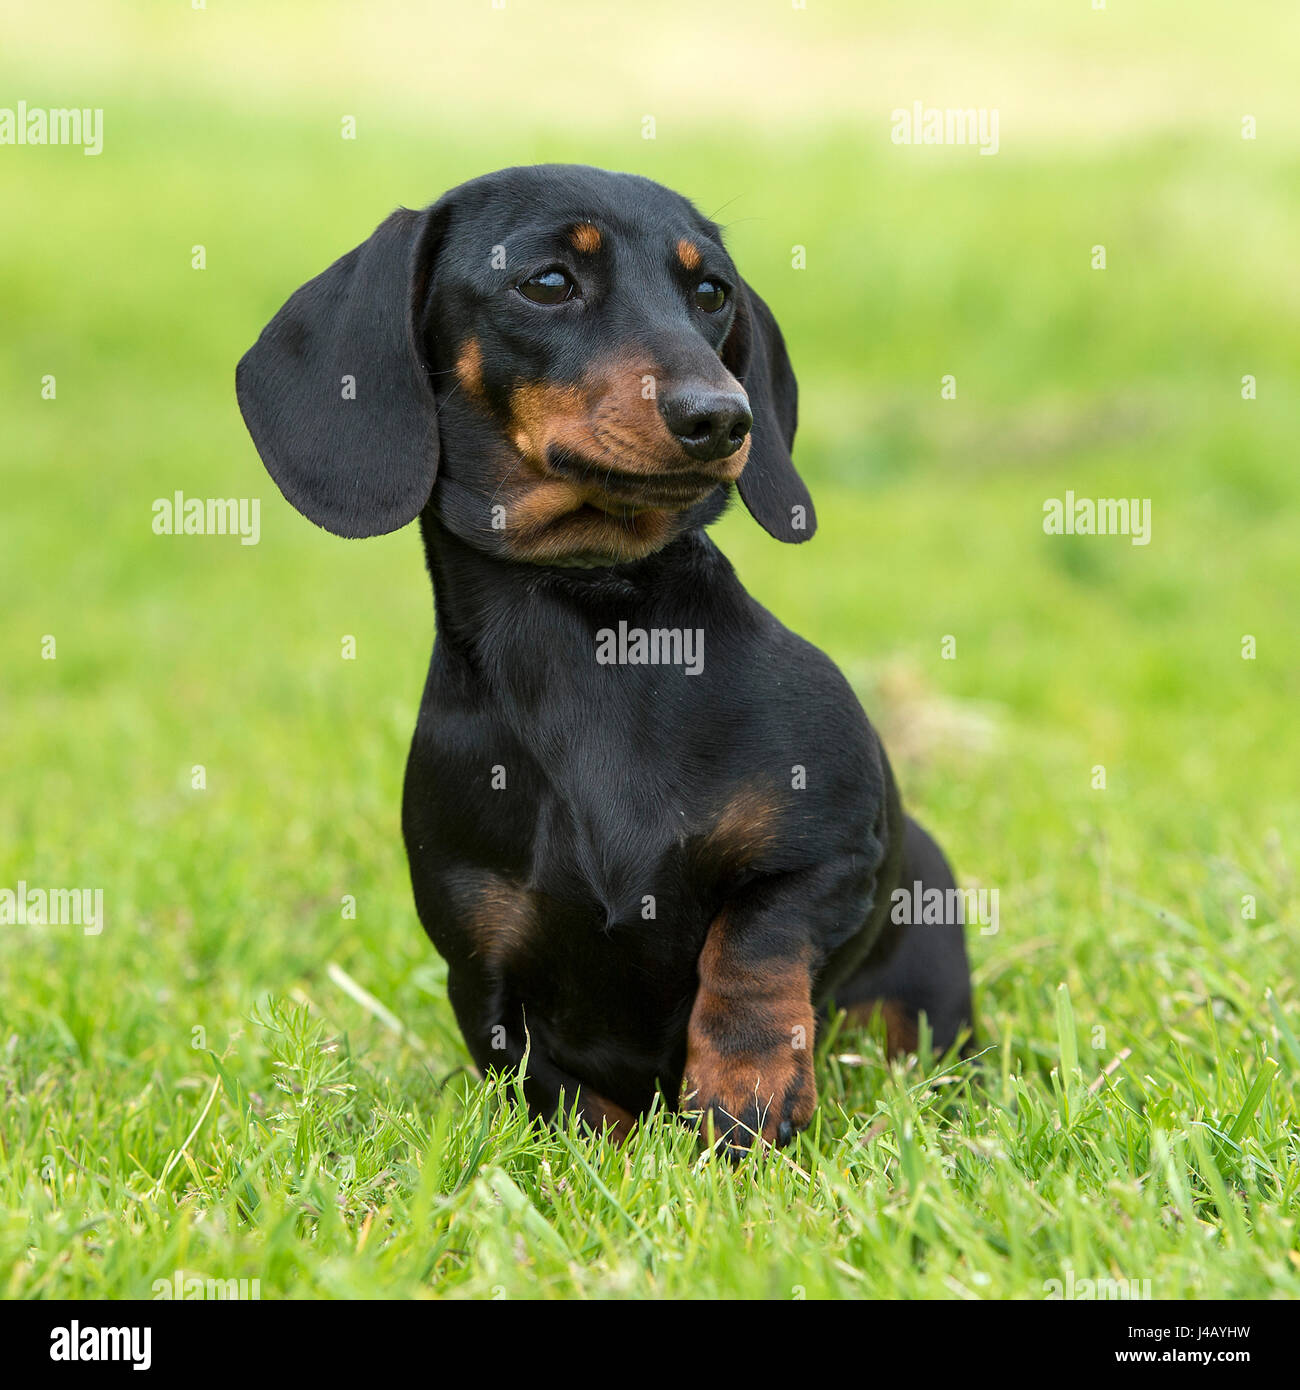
xmin=660 ymin=387 xmax=753 ymax=462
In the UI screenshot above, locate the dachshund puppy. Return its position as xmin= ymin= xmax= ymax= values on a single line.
xmin=237 ymin=164 xmax=972 ymax=1152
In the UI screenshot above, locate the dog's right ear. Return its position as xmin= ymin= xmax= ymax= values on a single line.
xmin=236 ymin=203 xmax=447 ymax=538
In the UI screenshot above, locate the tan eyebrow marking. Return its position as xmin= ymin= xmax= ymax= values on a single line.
xmin=676 ymin=238 xmax=701 ymax=271
xmin=454 ymin=337 xmax=484 ymax=397
xmin=569 ymin=222 xmax=602 ymax=253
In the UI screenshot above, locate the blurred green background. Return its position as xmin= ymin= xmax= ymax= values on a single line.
xmin=1 ymin=0 xmax=1297 ymax=1299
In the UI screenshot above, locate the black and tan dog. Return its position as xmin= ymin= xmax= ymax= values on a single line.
xmin=236 ymin=164 xmax=972 ymax=1152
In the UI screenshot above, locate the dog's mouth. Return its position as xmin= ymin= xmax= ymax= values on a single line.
xmin=495 ymin=444 xmax=730 ymax=568
xmin=544 ymin=446 xmax=724 ymax=513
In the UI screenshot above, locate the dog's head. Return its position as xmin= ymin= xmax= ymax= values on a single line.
xmin=237 ymin=165 xmax=814 ymax=565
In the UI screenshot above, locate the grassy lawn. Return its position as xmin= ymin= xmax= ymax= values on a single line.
xmin=1 ymin=0 xmax=1297 ymax=1299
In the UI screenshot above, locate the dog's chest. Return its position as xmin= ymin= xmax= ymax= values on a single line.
xmin=485 ymin=736 xmax=730 ymax=946
xmin=410 ymin=672 xmax=750 ymax=938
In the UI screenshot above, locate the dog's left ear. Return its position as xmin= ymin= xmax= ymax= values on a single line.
xmin=722 ymin=281 xmax=816 ymax=543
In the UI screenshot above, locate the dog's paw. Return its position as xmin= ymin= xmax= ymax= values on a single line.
xmin=682 ymin=1051 xmax=816 ymax=1157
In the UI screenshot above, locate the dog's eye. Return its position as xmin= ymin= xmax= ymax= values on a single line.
xmin=517 ymin=269 xmax=577 ymax=305
xmin=693 ymin=279 xmax=727 ymax=313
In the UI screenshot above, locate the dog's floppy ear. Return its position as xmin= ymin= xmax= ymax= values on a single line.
xmin=722 ymin=281 xmax=816 ymax=543
xmin=236 ymin=204 xmax=446 ymax=538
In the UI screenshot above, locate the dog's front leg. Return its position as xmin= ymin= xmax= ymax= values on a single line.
xmin=682 ymin=895 xmax=819 ymax=1155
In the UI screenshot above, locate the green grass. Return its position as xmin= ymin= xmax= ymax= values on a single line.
xmin=1 ymin=0 xmax=1298 ymax=1299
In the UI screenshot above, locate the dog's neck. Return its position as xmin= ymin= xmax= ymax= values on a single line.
xmin=416 ymin=506 xmax=743 ymax=679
